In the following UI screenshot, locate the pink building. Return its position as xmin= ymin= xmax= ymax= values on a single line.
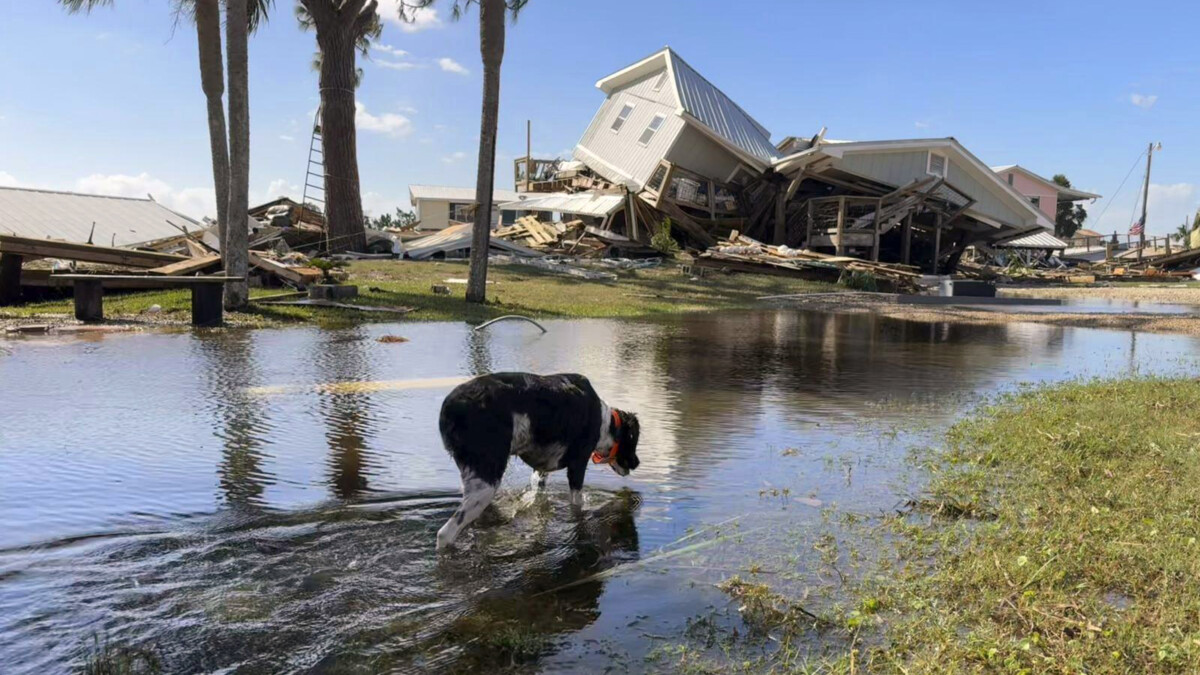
xmin=991 ymin=165 xmax=1100 ymax=220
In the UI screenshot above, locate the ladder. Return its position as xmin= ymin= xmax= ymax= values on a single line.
xmin=300 ymin=106 xmax=326 ymax=244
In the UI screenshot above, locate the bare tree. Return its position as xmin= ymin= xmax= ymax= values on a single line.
xmin=297 ymin=0 xmax=381 ymax=253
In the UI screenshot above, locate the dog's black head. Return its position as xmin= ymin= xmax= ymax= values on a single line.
xmin=612 ymin=409 xmax=640 ymax=476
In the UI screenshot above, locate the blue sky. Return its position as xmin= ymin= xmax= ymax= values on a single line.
xmin=1 ymin=0 xmax=1197 ymax=236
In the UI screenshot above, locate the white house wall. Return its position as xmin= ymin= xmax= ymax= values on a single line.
xmin=665 ymin=124 xmax=745 ymax=183
xmin=416 ymin=199 xmax=450 ymax=230
xmin=574 ymin=67 xmax=685 ymax=189
xmin=837 ymin=150 xmax=1030 ymax=226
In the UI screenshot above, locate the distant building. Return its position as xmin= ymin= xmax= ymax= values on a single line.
xmin=991 ymin=165 xmax=1101 ymax=221
xmin=408 ymin=185 xmax=522 ymax=231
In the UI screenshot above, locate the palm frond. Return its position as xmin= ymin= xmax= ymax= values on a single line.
xmin=294 ymin=3 xmax=314 ymax=31
xmin=247 ymin=0 xmax=274 ymax=33
xmin=57 ymin=0 xmax=115 ymax=14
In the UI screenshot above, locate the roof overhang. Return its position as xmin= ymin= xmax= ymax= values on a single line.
xmin=595 ymin=48 xmax=670 ymax=94
xmin=991 ymin=164 xmax=1102 ymax=202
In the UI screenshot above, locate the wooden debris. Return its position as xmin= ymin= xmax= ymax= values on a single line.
xmin=248 ymin=250 xmax=323 ymax=287
xmin=146 ymin=254 xmax=222 ymax=276
xmin=0 ymin=234 xmax=189 ymax=268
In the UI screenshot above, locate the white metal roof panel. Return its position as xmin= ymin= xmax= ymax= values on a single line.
xmin=998 ymin=229 xmax=1070 ymax=249
xmin=668 ymin=52 xmax=780 ymax=165
xmin=500 ymin=192 xmax=624 ymax=217
xmin=409 ymin=185 xmax=521 ymax=204
xmin=0 ymin=186 xmax=199 ymax=246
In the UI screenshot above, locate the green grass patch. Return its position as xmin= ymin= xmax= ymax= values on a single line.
xmin=1 ymin=260 xmax=834 ymax=328
xmin=852 ymin=378 xmax=1200 ymax=673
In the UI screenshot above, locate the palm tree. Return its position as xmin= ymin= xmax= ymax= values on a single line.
xmin=60 ymin=0 xmax=271 ymax=310
xmin=401 ymin=0 xmax=526 ymax=302
xmin=296 ymin=1 xmax=381 ymax=254
xmin=224 ymin=0 xmax=251 ymax=308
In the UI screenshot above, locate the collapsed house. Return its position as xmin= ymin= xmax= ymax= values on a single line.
xmin=503 ymin=47 xmax=1079 ymax=274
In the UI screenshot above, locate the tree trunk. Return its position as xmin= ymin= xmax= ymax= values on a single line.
xmin=318 ymin=26 xmax=366 ymax=253
xmin=465 ymin=0 xmax=506 ymax=304
xmin=224 ymin=0 xmax=250 ymax=309
xmin=194 ymin=0 xmax=230 ymax=245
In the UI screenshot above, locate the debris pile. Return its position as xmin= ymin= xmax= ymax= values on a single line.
xmin=697 ymin=232 xmax=923 ymax=292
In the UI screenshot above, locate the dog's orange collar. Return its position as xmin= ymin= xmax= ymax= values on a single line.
xmin=592 ymin=409 xmax=621 ymax=466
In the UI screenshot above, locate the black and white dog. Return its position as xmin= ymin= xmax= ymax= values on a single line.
xmin=436 ymin=372 xmax=640 ymax=550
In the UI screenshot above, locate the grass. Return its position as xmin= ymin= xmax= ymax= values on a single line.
xmin=1 ymin=259 xmax=835 ymax=328
xmin=847 ymin=378 xmax=1200 ymax=673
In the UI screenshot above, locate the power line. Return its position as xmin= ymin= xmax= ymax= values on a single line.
xmin=1090 ymin=149 xmax=1148 ymax=231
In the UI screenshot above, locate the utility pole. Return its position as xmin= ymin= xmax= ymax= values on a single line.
xmin=525 ymin=120 xmax=532 ymax=192
xmin=1137 ymin=141 xmax=1157 ymax=262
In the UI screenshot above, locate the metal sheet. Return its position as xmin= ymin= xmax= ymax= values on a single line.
xmin=0 ymin=186 xmax=200 ymax=247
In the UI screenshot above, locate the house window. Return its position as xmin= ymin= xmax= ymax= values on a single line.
xmin=1029 ymin=196 xmax=1041 ymax=209
xmin=638 ymin=114 xmax=667 ymax=146
xmin=646 ymin=164 xmax=669 ymax=192
xmin=927 ymin=152 xmax=947 ymax=178
xmin=449 ymin=202 xmax=474 ymax=222
xmin=652 ymin=71 xmax=668 ymax=92
xmin=1007 ymin=173 xmax=1014 ymax=186
xmin=610 ymin=103 xmax=635 ymax=133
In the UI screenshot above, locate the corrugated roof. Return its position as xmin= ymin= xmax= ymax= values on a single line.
xmin=409 ymin=185 xmax=521 ymax=204
xmin=0 ymin=186 xmax=199 ymax=246
xmin=499 ymin=192 xmax=624 ymax=217
xmin=998 ymin=229 xmax=1070 ymax=249
xmin=668 ymin=51 xmax=780 ymax=165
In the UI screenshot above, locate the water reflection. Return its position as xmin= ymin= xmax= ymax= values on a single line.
xmin=313 ymin=327 xmax=379 ymax=500
xmin=2 ymin=311 xmax=1199 ymax=673
xmin=194 ymin=330 xmax=274 ymax=508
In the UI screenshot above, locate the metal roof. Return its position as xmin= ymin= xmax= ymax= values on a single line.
xmin=998 ymin=229 xmax=1070 ymax=249
xmin=0 ymin=186 xmax=199 ymax=246
xmin=409 ymin=185 xmax=521 ymax=204
xmin=668 ymin=51 xmax=780 ymax=165
xmin=499 ymin=192 xmax=624 ymax=217
xmin=404 ymin=223 xmax=542 ymax=260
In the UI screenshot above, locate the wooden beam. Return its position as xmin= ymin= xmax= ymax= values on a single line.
xmin=805 ymin=200 xmax=815 ymax=249
xmin=0 ymin=253 xmax=23 ymax=305
xmin=872 ymin=197 xmax=883 ymax=262
xmin=773 ymin=190 xmax=787 ymax=245
xmin=901 ymin=214 xmax=912 ymax=265
xmin=146 ymin=254 xmax=222 ymax=276
xmin=192 ymin=284 xmax=224 ymax=327
xmin=785 ymin=172 xmax=806 ymax=201
xmin=74 ymin=279 xmax=104 ymax=321
xmin=835 ymin=196 xmax=846 ymax=256
xmin=0 ymin=235 xmax=188 ymax=269
xmin=248 ymin=251 xmax=323 ymax=286
xmin=933 ymin=214 xmax=943 ymax=274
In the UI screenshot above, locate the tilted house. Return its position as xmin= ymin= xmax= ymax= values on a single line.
xmin=556 ymin=47 xmax=1065 ymax=272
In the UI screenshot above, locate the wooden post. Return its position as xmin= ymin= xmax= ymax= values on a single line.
xmin=774 ymin=188 xmax=787 ymax=245
xmin=805 ymin=200 xmax=814 ymax=249
xmin=901 ymin=214 xmax=912 ymax=265
xmin=627 ymin=192 xmax=639 ymax=242
xmin=835 ymin=196 xmax=846 ymax=256
xmin=73 ymin=279 xmax=104 ymax=321
xmin=192 ymin=284 xmax=224 ymax=327
xmin=0 ymin=253 xmax=23 ymax=306
xmin=872 ymin=197 xmax=883 ymax=262
xmin=933 ymin=215 xmax=943 ymax=275
xmin=525 ymin=119 xmax=532 ymax=192
xmin=707 ymin=180 xmax=716 ymax=221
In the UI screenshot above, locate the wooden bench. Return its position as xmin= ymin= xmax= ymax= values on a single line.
xmin=49 ymin=274 xmax=243 ymax=327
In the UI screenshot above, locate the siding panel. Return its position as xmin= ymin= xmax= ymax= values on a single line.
xmin=574 ymin=75 xmax=684 ymax=188
xmin=665 ymin=125 xmax=744 ymax=182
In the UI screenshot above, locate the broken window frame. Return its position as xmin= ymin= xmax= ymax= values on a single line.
xmin=638 ymin=114 xmax=667 ymax=147
xmin=611 ymin=103 xmax=635 ymax=133
xmin=449 ymin=202 xmax=475 ymax=222
xmin=927 ymin=152 xmax=948 ymax=178
xmin=647 ymin=160 xmax=741 ymax=218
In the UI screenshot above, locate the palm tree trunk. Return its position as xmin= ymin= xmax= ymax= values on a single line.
xmin=318 ymin=29 xmax=367 ymax=253
xmin=224 ymin=0 xmax=250 ymax=309
xmin=194 ymin=0 xmax=230 ymax=244
xmin=466 ymin=0 xmax=506 ymax=304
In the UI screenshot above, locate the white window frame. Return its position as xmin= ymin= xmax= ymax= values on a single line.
xmin=927 ymin=151 xmax=948 ymax=178
xmin=652 ymin=71 xmax=668 ymax=92
xmin=610 ymin=103 xmax=635 ymax=133
xmin=637 ymin=114 xmax=667 ymax=147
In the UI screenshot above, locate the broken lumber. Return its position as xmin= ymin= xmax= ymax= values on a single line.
xmin=248 ymin=251 xmax=323 ymax=286
xmin=146 ymin=254 xmax=222 ymax=276
xmin=0 ymin=234 xmax=189 ymax=269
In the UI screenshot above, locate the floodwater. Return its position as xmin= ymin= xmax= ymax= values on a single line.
xmin=2 ymin=311 xmax=1198 ymax=673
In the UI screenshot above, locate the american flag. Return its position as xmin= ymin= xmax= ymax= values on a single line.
xmin=1130 ymin=217 xmax=1145 ymax=236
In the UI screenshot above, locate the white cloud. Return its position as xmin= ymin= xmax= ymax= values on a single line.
xmin=378 ymin=4 xmax=443 ymax=32
xmin=914 ymin=121 xmax=931 ymax=129
xmin=279 ymin=134 xmax=295 ymax=142
xmin=376 ymin=59 xmax=422 ymax=71
xmin=441 ymin=151 xmax=467 ymax=164
xmin=264 ymin=178 xmax=301 ymax=201
xmin=1130 ymin=93 xmax=1158 ymax=109
xmin=397 ymin=105 xmax=418 ymax=114
xmin=433 ymin=123 xmax=449 ymax=132
xmin=362 ymin=191 xmax=401 ymax=218
xmin=1088 ymin=182 xmax=1198 ymax=235
xmin=374 ymin=43 xmax=408 ymax=57
xmin=438 ymin=57 xmax=469 ymax=75
xmin=355 ymin=102 xmax=413 ymax=138
xmin=75 ymin=172 xmax=217 ymax=219
xmin=0 ymin=171 xmax=20 ymax=187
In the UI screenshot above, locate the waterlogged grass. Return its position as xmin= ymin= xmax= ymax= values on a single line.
xmin=2 ymin=260 xmax=834 ymax=328
xmin=850 ymin=378 xmax=1200 ymax=673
